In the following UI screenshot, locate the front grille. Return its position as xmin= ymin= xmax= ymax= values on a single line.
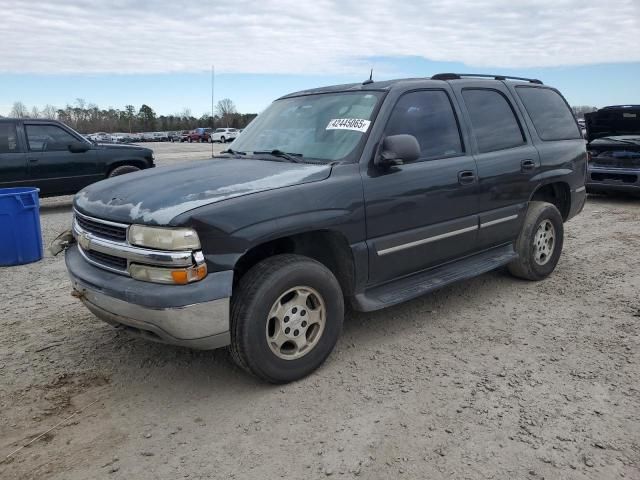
xmin=76 ymin=214 xmax=127 ymax=241
xmin=85 ymin=249 xmax=128 ymax=270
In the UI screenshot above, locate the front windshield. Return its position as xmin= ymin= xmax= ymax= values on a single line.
xmin=231 ymin=91 xmax=383 ymax=162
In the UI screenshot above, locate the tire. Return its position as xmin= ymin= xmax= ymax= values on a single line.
xmin=220 ymin=136 xmax=226 ymax=143
xmin=108 ymin=165 xmax=140 ymax=178
xmin=508 ymin=201 xmax=564 ymax=281
xmin=229 ymin=254 xmax=344 ymax=383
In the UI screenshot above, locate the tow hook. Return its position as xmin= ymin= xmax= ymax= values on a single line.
xmin=71 ymin=289 xmax=85 ymax=300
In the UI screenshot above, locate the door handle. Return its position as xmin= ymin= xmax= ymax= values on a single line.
xmin=27 ymin=157 xmax=39 ymax=163
xmin=521 ymin=159 xmax=535 ymax=171
xmin=458 ymin=170 xmax=476 ymax=185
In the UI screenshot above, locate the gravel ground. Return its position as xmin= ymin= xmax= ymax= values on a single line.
xmin=1 ymin=142 xmax=639 ymax=479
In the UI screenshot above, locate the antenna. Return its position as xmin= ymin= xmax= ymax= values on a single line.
xmin=214 ymin=64 xmax=216 ymax=158
xmin=362 ymin=68 xmax=374 ymax=85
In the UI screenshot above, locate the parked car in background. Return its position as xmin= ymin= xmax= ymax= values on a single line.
xmin=151 ymin=132 xmax=170 ymax=142
xmin=209 ymin=128 xmax=238 ymax=143
xmin=585 ymin=105 xmax=640 ymax=195
xmin=141 ymin=132 xmax=155 ymax=142
xmin=0 ymin=118 xmax=154 ymax=196
xmin=63 ymin=73 xmax=586 ymax=383
xmin=181 ymin=128 xmax=212 ymax=143
xmin=168 ymin=131 xmax=183 ymax=142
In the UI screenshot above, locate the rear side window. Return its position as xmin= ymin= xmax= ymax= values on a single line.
xmin=0 ymin=123 xmax=20 ymax=153
xmin=462 ymin=89 xmax=525 ymax=153
xmin=516 ymin=87 xmax=581 ymax=140
xmin=385 ymin=90 xmax=464 ymax=160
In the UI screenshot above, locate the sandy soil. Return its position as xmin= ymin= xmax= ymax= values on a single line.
xmin=1 ymin=142 xmax=638 ymax=479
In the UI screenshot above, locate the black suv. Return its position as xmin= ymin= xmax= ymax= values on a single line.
xmin=64 ymin=73 xmax=586 ymax=383
xmin=0 ymin=119 xmax=155 ymax=197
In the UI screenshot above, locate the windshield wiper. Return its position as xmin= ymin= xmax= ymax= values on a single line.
xmin=221 ymin=148 xmax=246 ymax=156
xmin=253 ymin=149 xmax=303 ymax=163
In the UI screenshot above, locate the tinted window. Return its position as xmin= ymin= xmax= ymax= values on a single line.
xmin=462 ymin=89 xmax=525 ymax=153
xmin=0 ymin=123 xmax=20 ymax=153
xmin=385 ymin=90 xmax=463 ymax=160
xmin=516 ymin=87 xmax=581 ymax=140
xmin=26 ymin=124 xmax=78 ymax=152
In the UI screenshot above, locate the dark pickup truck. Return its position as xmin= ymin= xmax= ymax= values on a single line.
xmin=0 ymin=119 xmax=155 ymax=196
xmin=585 ymin=105 xmax=640 ymax=195
xmin=64 ymin=73 xmax=586 ymax=383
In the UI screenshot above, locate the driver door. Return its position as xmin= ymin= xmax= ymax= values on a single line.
xmin=362 ymin=89 xmax=480 ymax=285
xmin=24 ymin=122 xmax=99 ymax=195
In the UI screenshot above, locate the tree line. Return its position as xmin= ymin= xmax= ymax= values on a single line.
xmin=7 ymin=98 xmax=257 ymax=133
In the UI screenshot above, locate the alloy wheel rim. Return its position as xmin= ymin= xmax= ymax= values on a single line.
xmin=265 ymin=286 xmax=326 ymax=360
xmin=533 ymin=219 xmax=555 ymax=266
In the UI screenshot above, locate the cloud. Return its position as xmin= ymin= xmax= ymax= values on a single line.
xmin=1 ymin=0 xmax=639 ymax=75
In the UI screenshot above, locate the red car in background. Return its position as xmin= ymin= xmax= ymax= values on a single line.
xmin=180 ymin=128 xmax=212 ymax=143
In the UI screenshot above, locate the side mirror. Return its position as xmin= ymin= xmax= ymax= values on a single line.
xmin=68 ymin=142 xmax=90 ymax=153
xmin=375 ymin=134 xmax=420 ymax=168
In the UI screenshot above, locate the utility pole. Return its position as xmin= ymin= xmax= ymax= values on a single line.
xmin=211 ymin=64 xmax=216 ymax=158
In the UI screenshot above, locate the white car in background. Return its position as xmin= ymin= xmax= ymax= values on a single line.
xmin=209 ymin=128 xmax=238 ymax=143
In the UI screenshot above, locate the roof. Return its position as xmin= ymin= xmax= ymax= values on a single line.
xmin=278 ymin=73 xmax=545 ymax=100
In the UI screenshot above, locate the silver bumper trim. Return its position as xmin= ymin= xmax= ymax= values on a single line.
xmin=72 ymin=279 xmax=230 ymax=350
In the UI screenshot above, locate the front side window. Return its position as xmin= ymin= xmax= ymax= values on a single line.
xmin=231 ymin=91 xmax=383 ymax=162
xmin=462 ymin=89 xmax=525 ymax=153
xmin=516 ymin=87 xmax=581 ymax=141
xmin=0 ymin=123 xmax=20 ymax=154
xmin=385 ymin=90 xmax=464 ymax=160
xmin=26 ymin=124 xmax=78 ymax=152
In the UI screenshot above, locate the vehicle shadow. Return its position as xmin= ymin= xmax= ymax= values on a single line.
xmin=90 ymin=267 xmax=511 ymax=394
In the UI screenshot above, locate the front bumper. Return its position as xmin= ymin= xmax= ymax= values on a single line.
xmin=66 ymin=245 xmax=233 ymax=350
xmin=587 ymin=166 xmax=640 ymax=193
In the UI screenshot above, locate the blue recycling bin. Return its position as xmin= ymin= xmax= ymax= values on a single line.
xmin=0 ymin=187 xmax=43 ymax=266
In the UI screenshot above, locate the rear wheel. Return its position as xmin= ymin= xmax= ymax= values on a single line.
xmin=230 ymin=254 xmax=344 ymax=383
xmin=508 ymin=201 xmax=564 ymax=281
xmin=108 ymin=165 xmax=140 ymax=178
xmin=220 ymin=136 xmax=226 ymax=143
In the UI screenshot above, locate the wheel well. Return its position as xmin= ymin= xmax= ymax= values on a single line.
xmin=530 ymin=182 xmax=571 ymax=220
xmin=233 ymin=231 xmax=355 ymax=296
xmin=107 ymin=160 xmax=146 ymax=176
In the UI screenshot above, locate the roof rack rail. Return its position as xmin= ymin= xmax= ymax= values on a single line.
xmin=431 ymin=73 xmax=543 ymax=85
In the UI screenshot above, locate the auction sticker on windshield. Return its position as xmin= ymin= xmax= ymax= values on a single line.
xmin=326 ymin=118 xmax=371 ymax=133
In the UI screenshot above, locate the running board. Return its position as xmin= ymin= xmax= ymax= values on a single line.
xmin=352 ymin=244 xmax=517 ymax=312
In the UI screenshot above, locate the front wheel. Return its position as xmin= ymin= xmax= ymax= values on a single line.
xmin=508 ymin=201 xmax=564 ymax=281
xmin=230 ymin=254 xmax=344 ymax=383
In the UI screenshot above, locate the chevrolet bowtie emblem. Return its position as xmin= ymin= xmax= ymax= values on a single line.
xmin=78 ymin=232 xmax=92 ymax=250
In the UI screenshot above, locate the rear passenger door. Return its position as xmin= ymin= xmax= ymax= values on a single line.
xmin=0 ymin=122 xmax=27 ymax=188
xmin=453 ymin=84 xmax=540 ymax=250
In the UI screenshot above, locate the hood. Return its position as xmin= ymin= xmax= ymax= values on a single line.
xmin=585 ymin=106 xmax=640 ymax=142
xmin=74 ymin=158 xmax=332 ymax=225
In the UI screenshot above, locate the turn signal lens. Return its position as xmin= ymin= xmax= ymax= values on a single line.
xmin=130 ymin=263 xmax=207 ymax=285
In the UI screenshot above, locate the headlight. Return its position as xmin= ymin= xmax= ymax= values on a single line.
xmin=128 ymin=225 xmax=200 ymax=251
xmin=130 ymin=263 xmax=207 ymax=285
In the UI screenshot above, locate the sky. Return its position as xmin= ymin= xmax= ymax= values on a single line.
xmin=1 ymin=0 xmax=639 ymax=116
